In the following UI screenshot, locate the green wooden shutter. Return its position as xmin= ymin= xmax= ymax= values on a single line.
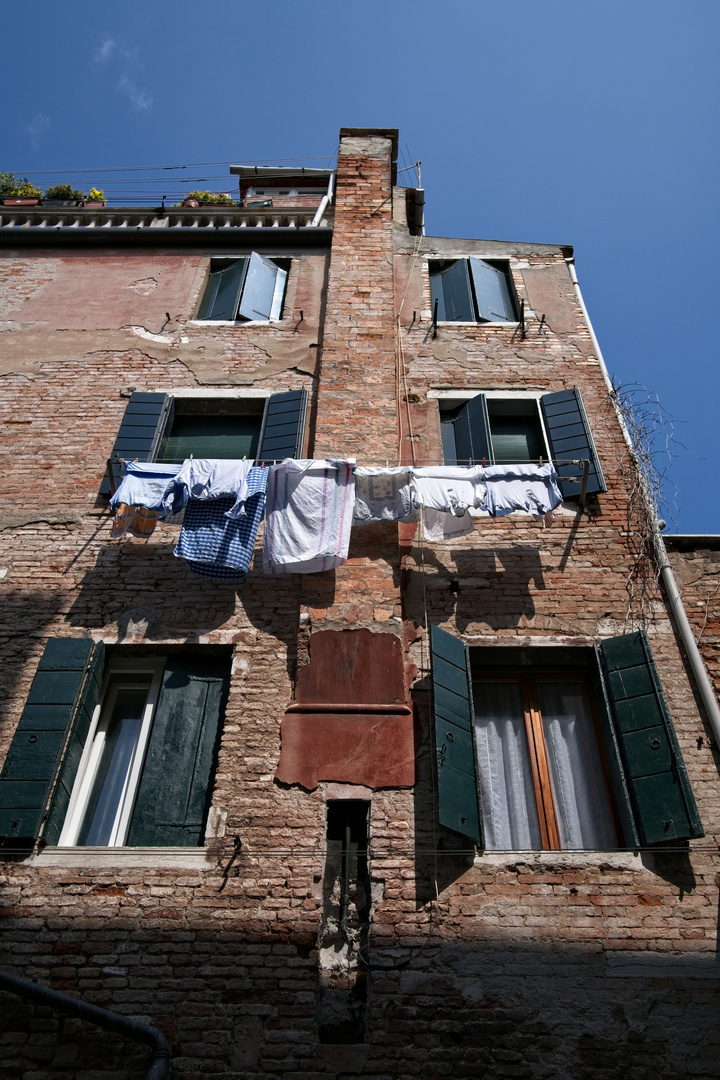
xmin=100 ymin=392 xmax=170 ymax=496
xmin=590 ymin=647 xmax=641 ymax=849
xmin=469 ymin=258 xmax=516 ymax=322
xmin=599 ymin=631 xmax=703 ymax=845
xmin=197 ymin=258 xmax=248 ymax=320
xmin=540 ymin=388 xmax=606 ymax=499
xmin=0 ymin=639 xmax=100 ymax=844
xmin=42 ymin=643 xmax=105 ymax=846
xmin=430 ymin=625 xmax=483 ymax=845
xmin=126 ymin=654 xmax=230 ymax=847
xmin=452 ymin=394 xmax=492 ymax=466
xmin=258 ymin=390 xmax=308 ymax=462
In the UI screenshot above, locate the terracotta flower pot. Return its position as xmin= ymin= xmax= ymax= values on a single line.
xmin=2 ymin=197 xmax=40 ymax=206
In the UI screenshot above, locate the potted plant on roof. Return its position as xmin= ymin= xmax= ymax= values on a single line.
xmin=0 ymin=173 xmax=42 ymax=206
xmin=43 ymin=184 xmax=86 ymax=207
xmin=82 ymin=188 xmax=106 ymax=207
xmin=180 ymin=190 xmax=237 ymax=208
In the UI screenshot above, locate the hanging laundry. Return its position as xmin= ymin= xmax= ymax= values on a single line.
xmin=173 ymin=467 xmax=268 ymax=580
xmin=483 ymin=463 xmax=563 ymax=519
xmin=263 ymin=459 xmax=355 ymax=574
xmin=353 ymin=466 xmax=414 ymax=524
xmin=109 ymin=461 xmax=182 ymax=539
xmin=421 ymin=506 xmax=475 ymax=542
xmin=162 ymin=459 xmax=256 ymax=519
xmin=411 ymin=465 xmax=486 ymax=516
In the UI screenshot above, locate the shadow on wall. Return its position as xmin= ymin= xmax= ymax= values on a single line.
xmin=1 ymin=930 xmax=719 ymax=1079
xmin=0 ymin=589 xmax=68 ymax=727
xmin=403 ymin=544 xmax=545 ymax=633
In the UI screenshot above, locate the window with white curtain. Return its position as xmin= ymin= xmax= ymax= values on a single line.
xmin=473 ymin=671 xmax=617 ymax=851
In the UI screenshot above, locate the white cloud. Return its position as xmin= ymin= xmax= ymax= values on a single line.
xmin=117 ymin=76 xmax=153 ymax=112
xmin=94 ymin=38 xmax=116 ymax=63
xmin=26 ymin=113 xmax=50 ymax=149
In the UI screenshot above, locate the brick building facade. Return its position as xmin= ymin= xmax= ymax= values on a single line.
xmin=0 ymin=128 xmax=719 ymax=1079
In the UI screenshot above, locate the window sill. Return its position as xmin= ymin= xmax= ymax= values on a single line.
xmin=435 ymin=320 xmax=519 ymax=328
xmin=29 ymin=846 xmax=220 ymax=869
xmin=188 ymin=318 xmax=283 ymax=327
xmin=475 ymin=849 xmax=646 ymax=871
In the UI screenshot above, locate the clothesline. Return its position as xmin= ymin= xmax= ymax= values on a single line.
xmin=107 ymin=457 xmax=574 ymax=582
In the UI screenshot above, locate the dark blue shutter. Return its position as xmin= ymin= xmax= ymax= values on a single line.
xmin=452 ymin=395 xmax=492 ymax=466
xmin=258 ymin=390 xmax=308 ymax=462
xmin=599 ymin=632 xmax=703 ymax=845
xmin=430 ymin=625 xmax=483 ymax=845
xmin=0 ymin=639 xmax=100 ymax=844
xmin=430 ymin=261 xmax=475 ymax=322
xmin=469 ymin=258 xmax=515 ymax=322
xmin=126 ymin=654 xmax=229 ymax=847
xmin=197 ymin=258 xmax=248 ymax=320
xmin=43 ymin=643 xmax=105 ymax=846
xmin=100 ymin=392 xmax=170 ymax=495
xmin=541 ymin=388 xmax=606 ymax=499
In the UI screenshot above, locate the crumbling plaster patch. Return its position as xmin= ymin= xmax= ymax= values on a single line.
xmin=0 ymin=327 xmax=320 ymax=383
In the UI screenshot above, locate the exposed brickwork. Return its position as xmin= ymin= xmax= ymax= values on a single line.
xmin=0 ymin=129 xmax=718 ymax=1080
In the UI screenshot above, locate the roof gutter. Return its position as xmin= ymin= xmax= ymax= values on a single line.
xmin=565 ymin=256 xmax=720 ymax=749
xmin=0 ymin=970 xmax=169 ymax=1080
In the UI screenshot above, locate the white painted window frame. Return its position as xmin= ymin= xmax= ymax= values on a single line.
xmin=58 ymin=660 xmax=165 ymax=848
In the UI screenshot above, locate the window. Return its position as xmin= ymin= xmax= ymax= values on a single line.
xmin=474 ymin=668 xmax=616 ymax=850
xmin=429 ymin=258 xmax=516 ymax=323
xmin=101 ymin=388 xmax=308 ymax=495
xmin=0 ymin=640 xmax=231 ymax=848
xmin=430 ymin=625 xmax=703 ymax=851
xmin=439 ymin=388 xmax=607 ymax=500
xmin=197 ymin=251 xmax=289 ymax=322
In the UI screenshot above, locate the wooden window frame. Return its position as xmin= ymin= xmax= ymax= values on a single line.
xmin=474 ymin=667 xmax=621 ymax=852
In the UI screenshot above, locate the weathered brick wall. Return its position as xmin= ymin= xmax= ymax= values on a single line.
xmin=1 ymin=130 xmax=719 ymax=1080
xmin=667 ymin=540 xmax=720 ymax=706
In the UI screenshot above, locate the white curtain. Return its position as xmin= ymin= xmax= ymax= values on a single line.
xmin=474 ymin=683 xmax=542 ymax=850
xmin=538 ymin=682 xmax=615 ymax=850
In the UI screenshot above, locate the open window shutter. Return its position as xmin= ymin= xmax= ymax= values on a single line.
xmin=100 ymin=392 xmax=170 ymax=496
xmin=590 ymin=647 xmax=641 ymax=848
xmin=258 ymin=390 xmax=308 ymax=462
xmin=452 ymin=394 xmax=492 ymax=466
xmin=599 ymin=631 xmax=703 ymax=845
xmin=430 ymin=624 xmax=483 ymax=845
xmin=469 ymin=258 xmax=515 ymax=322
xmin=0 ymin=639 xmax=100 ymax=845
xmin=198 ymin=258 xmax=248 ymax=320
xmin=237 ymin=252 xmax=287 ymax=322
xmin=43 ymin=642 xmax=105 ymax=846
xmin=127 ymin=654 xmax=229 ymax=847
xmin=541 ymin=388 xmax=606 ymax=499
xmin=430 ymin=260 xmax=475 ymax=322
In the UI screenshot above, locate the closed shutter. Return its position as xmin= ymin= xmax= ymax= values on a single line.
xmin=452 ymin=394 xmax=492 ymax=466
xmin=237 ymin=252 xmax=287 ymax=322
xmin=541 ymin=388 xmax=606 ymax=499
xmin=430 ymin=260 xmax=475 ymax=322
xmin=258 ymin=390 xmax=308 ymax=462
xmin=430 ymin=625 xmax=483 ymax=845
xmin=100 ymin=392 xmax=170 ymax=496
xmin=0 ymin=639 xmax=100 ymax=844
xmin=197 ymin=258 xmax=248 ymax=320
xmin=469 ymin=258 xmax=515 ymax=322
xmin=599 ymin=631 xmax=703 ymax=844
xmin=126 ymin=654 xmax=229 ymax=847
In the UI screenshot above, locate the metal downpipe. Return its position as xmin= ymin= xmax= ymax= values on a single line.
xmin=0 ymin=971 xmax=170 ymax=1080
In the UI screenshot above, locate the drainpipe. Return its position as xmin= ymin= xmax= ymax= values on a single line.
xmin=0 ymin=971 xmax=169 ymax=1080
xmin=565 ymin=257 xmax=720 ymax=747
xmin=310 ymin=172 xmax=335 ymax=228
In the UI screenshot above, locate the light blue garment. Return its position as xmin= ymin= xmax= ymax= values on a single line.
xmin=483 ymin=463 xmax=562 ymax=518
xmin=162 ymin=459 xmax=255 ymax=519
xmin=109 ymin=461 xmax=180 ymax=513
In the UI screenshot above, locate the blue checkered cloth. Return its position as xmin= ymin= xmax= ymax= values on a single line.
xmin=173 ymin=467 xmax=267 ymax=581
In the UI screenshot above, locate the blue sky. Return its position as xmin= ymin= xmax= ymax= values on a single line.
xmin=3 ymin=0 xmax=718 ymax=533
